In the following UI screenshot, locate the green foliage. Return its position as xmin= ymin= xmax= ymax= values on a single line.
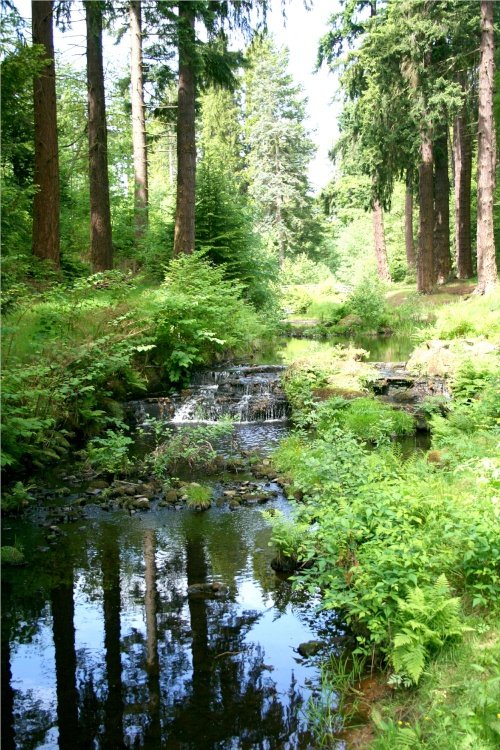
xmin=315 ymin=396 xmax=415 ymax=444
xmin=424 ymin=289 xmax=500 ymax=344
xmin=270 ymin=374 xmax=499 ymax=682
xmin=148 ymin=419 xmax=234 ymax=477
xmin=281 ymin=346 xmax=374 ymax=427
xmin=261 ymin=509 xmax=311 ymax=568
xmin=1 ymin=481 xmax=33 ymax=513
xmin=281 ymin=255 xmax=337 ymax=286
xmin=86 ymin=429 xmax=134 ymax=476
xmin=370 ymin=624 xmax=500 ymax=750
xmin=392 ymin=575 xmax=466 ymax=685
xmin=0 ymin=546 xmax=26 ymax=566
xmin=154 ymin=253 xmax=270 ymax=382
xmin=195 ymin=158 xmax=277 ymax=308
xmin=244 ymin=34 xmax=322 ymax=262
xmin=184 ymin=483 xmax=213 ymax=510
xmin=343 ymin=274 xmax=392 ymax=332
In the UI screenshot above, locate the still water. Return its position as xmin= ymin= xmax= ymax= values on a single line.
xmin=2 ymin=492 xmax=341 ymax=749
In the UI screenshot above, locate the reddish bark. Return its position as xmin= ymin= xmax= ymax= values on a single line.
xmin=130 ymin=0 xmax=148 ymax=239
xmin=32 ymin=0 xmax=60 ymax=267
xmin=453 ymin=106 xmax=473 ymax=279
xmin=418 ymin=130 xmax=435 ymax=293
xmin=173 ymin=3 xmax=196 ymax=256
xmin=476 ymin=0 xmax=497 ymax=293
xmin=85 ymin=0 xmax=113 ymax=271
xmin=372 ymin=200 xmax=391 ymax=282
xmin=433 ymin=128 xmax=452 ymax=284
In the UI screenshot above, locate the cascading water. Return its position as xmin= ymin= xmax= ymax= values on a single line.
xmin=129 ymin=364 xmax=290 ymax=426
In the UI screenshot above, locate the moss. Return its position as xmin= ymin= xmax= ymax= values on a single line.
xmin=1 ymin=546 xmax=25 ymax=566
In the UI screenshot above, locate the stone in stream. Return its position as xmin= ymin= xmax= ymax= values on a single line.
xmin=187 ymin=582 xmax=229 ymax=598
xmin=297 ymin=640 xmax=324 ymax=658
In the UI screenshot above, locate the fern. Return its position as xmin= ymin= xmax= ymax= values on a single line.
xmin=391 ymin=575 xmax=466 ymax=684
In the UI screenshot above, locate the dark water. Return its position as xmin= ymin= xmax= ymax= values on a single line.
xmin=1 ymin=491 xmax=342 ymax=750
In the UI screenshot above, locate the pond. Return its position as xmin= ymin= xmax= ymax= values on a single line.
xmin=2 ymin=484 xmax=343 ymax=750
xmin=269 ymin=334 xmax=416 ymax=365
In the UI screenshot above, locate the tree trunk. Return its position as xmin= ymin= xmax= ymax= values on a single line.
xmin=433 ymin=127 xmax=452 ymax=284
xmin=85 ymin=0 xmax=113 ymax=272
xmin=453 ymin=103 xmax=473 ymax=278
xmin=372 ymin=200 xmax=391 ymax=281
xmin=130 ymin=0 xmax=148 ymax=240
xmin=418 ymin=129 xmax=435 ymax=293
xmin=32 ymin=0 xmax=60 ymax=267
xmin=404 ymin=170 xmax=417 ymax=271
xmin=173 ymin=2 xmax=196 ymax=256
xmin=476 ymin=0 xmax=497 ymax=294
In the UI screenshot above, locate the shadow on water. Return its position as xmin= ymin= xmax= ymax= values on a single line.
xmin=1 ymin=495 xmax=344 ymax=749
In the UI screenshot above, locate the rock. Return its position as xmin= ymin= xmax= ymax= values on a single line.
xmin=86 ymin=488 xmax=102 ymax=496
xmin=1 ymin=546 xmax=26 ymax=566
xmin=133 ymin=497 xmax=150 ymax=510
xmin=297 ymin=640 xmax=323 ymax=658
xmin=88 ymin=479 xmax=109 ymax=490
xmin=187 ymin=582 xmax=229 ymax=598
xmin=164 ymin=490 xmax=179 ymax=504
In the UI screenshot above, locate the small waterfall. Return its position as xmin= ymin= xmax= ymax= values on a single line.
xmin=127 ymin=365 xmax=290 ymax=426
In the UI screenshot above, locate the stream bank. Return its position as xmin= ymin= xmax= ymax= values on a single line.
xmin=1 ymin=334 xmax=455 ymax=749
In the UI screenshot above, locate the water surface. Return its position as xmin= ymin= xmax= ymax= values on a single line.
xmin=2 ymin=494 xmax=341 ymax=749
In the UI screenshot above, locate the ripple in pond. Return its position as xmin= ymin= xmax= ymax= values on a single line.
xmin=2 ymin=497 xmax=344 ymax=749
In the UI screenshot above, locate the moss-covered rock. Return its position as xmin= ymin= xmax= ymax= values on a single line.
xmin=1 ymin=546 xmax=26 ymax=566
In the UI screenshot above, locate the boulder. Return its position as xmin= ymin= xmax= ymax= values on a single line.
xmin=187 ymin=582 xmax=229 ymax=598
xmin=297 ymin=640 xmax=323 ymax=658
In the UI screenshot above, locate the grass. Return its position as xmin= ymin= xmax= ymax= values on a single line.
xmin=369 ymin=620 xmax=500 ymax=750
xmin=183 ymin=483 xmax=213 ymax=510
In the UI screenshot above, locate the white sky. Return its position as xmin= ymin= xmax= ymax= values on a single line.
xmin=13 ymin=0 xmax=340 ymax=191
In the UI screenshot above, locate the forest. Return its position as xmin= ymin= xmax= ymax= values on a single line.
xmin=1 ymin=1 xmax=499 ymax=749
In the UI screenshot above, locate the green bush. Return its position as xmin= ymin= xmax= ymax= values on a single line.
xmin=86 ymin=429 xmax=134 ymax=476
xmin=148 ymin=419 xmax=234 ymax=477
xmin=343 ymin=275 xmax=392 ymax=331
xmin=154 ymin=253 xmax=269 ymax=382
xmin=315 ymin=396 xmax=415 ymax=444
xmin=269 ymin=395 xmax=499 ymax=676
xmin=184 ymin=483 xmax=213 ymax=510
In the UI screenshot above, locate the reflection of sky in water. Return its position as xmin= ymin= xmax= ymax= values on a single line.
xmin=11 ymin=630 xmax=55 ymax=709
xmin=6 ymin=497 xmax=334 ymax=748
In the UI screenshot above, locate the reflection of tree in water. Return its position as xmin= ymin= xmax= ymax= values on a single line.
xmin=162 ymin=529 xmax=314 ymax=749
xmin=3 ymin=510 xmax=322 ymax=749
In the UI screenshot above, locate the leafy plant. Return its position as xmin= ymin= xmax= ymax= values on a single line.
xmin=315 ymin=396 xmax=415 ymax=443
xmin=154 ymin=253 xmax=269 ymax=382
xmin=392 ymin=575 xmax=467 ymax=685
xmin=86 ymin=429 xmax=134 ymax=476
xmin=148 ymin=419 xmax=234 ymax=477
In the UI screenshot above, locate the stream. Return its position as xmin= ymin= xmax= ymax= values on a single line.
xmin=1 ymin=335 xmax=430 ymax=749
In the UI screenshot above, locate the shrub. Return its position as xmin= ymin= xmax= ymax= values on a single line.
xmin=343 ymin=275 xmax=392 ymax=331
xmin=315 ymin=396 xmax=415 ymax=443
xmin=184 ymin=483 xmax=213 ymax=510
xmin=86 ymin=429 xmax=134 ymax=476
xmin=148 ymin=419 xmax=234 ymax=477
xmin=154 ymin=253 xmax=269 ymax=382
xmin=1 ymin=545 xmax=25 ymax=566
